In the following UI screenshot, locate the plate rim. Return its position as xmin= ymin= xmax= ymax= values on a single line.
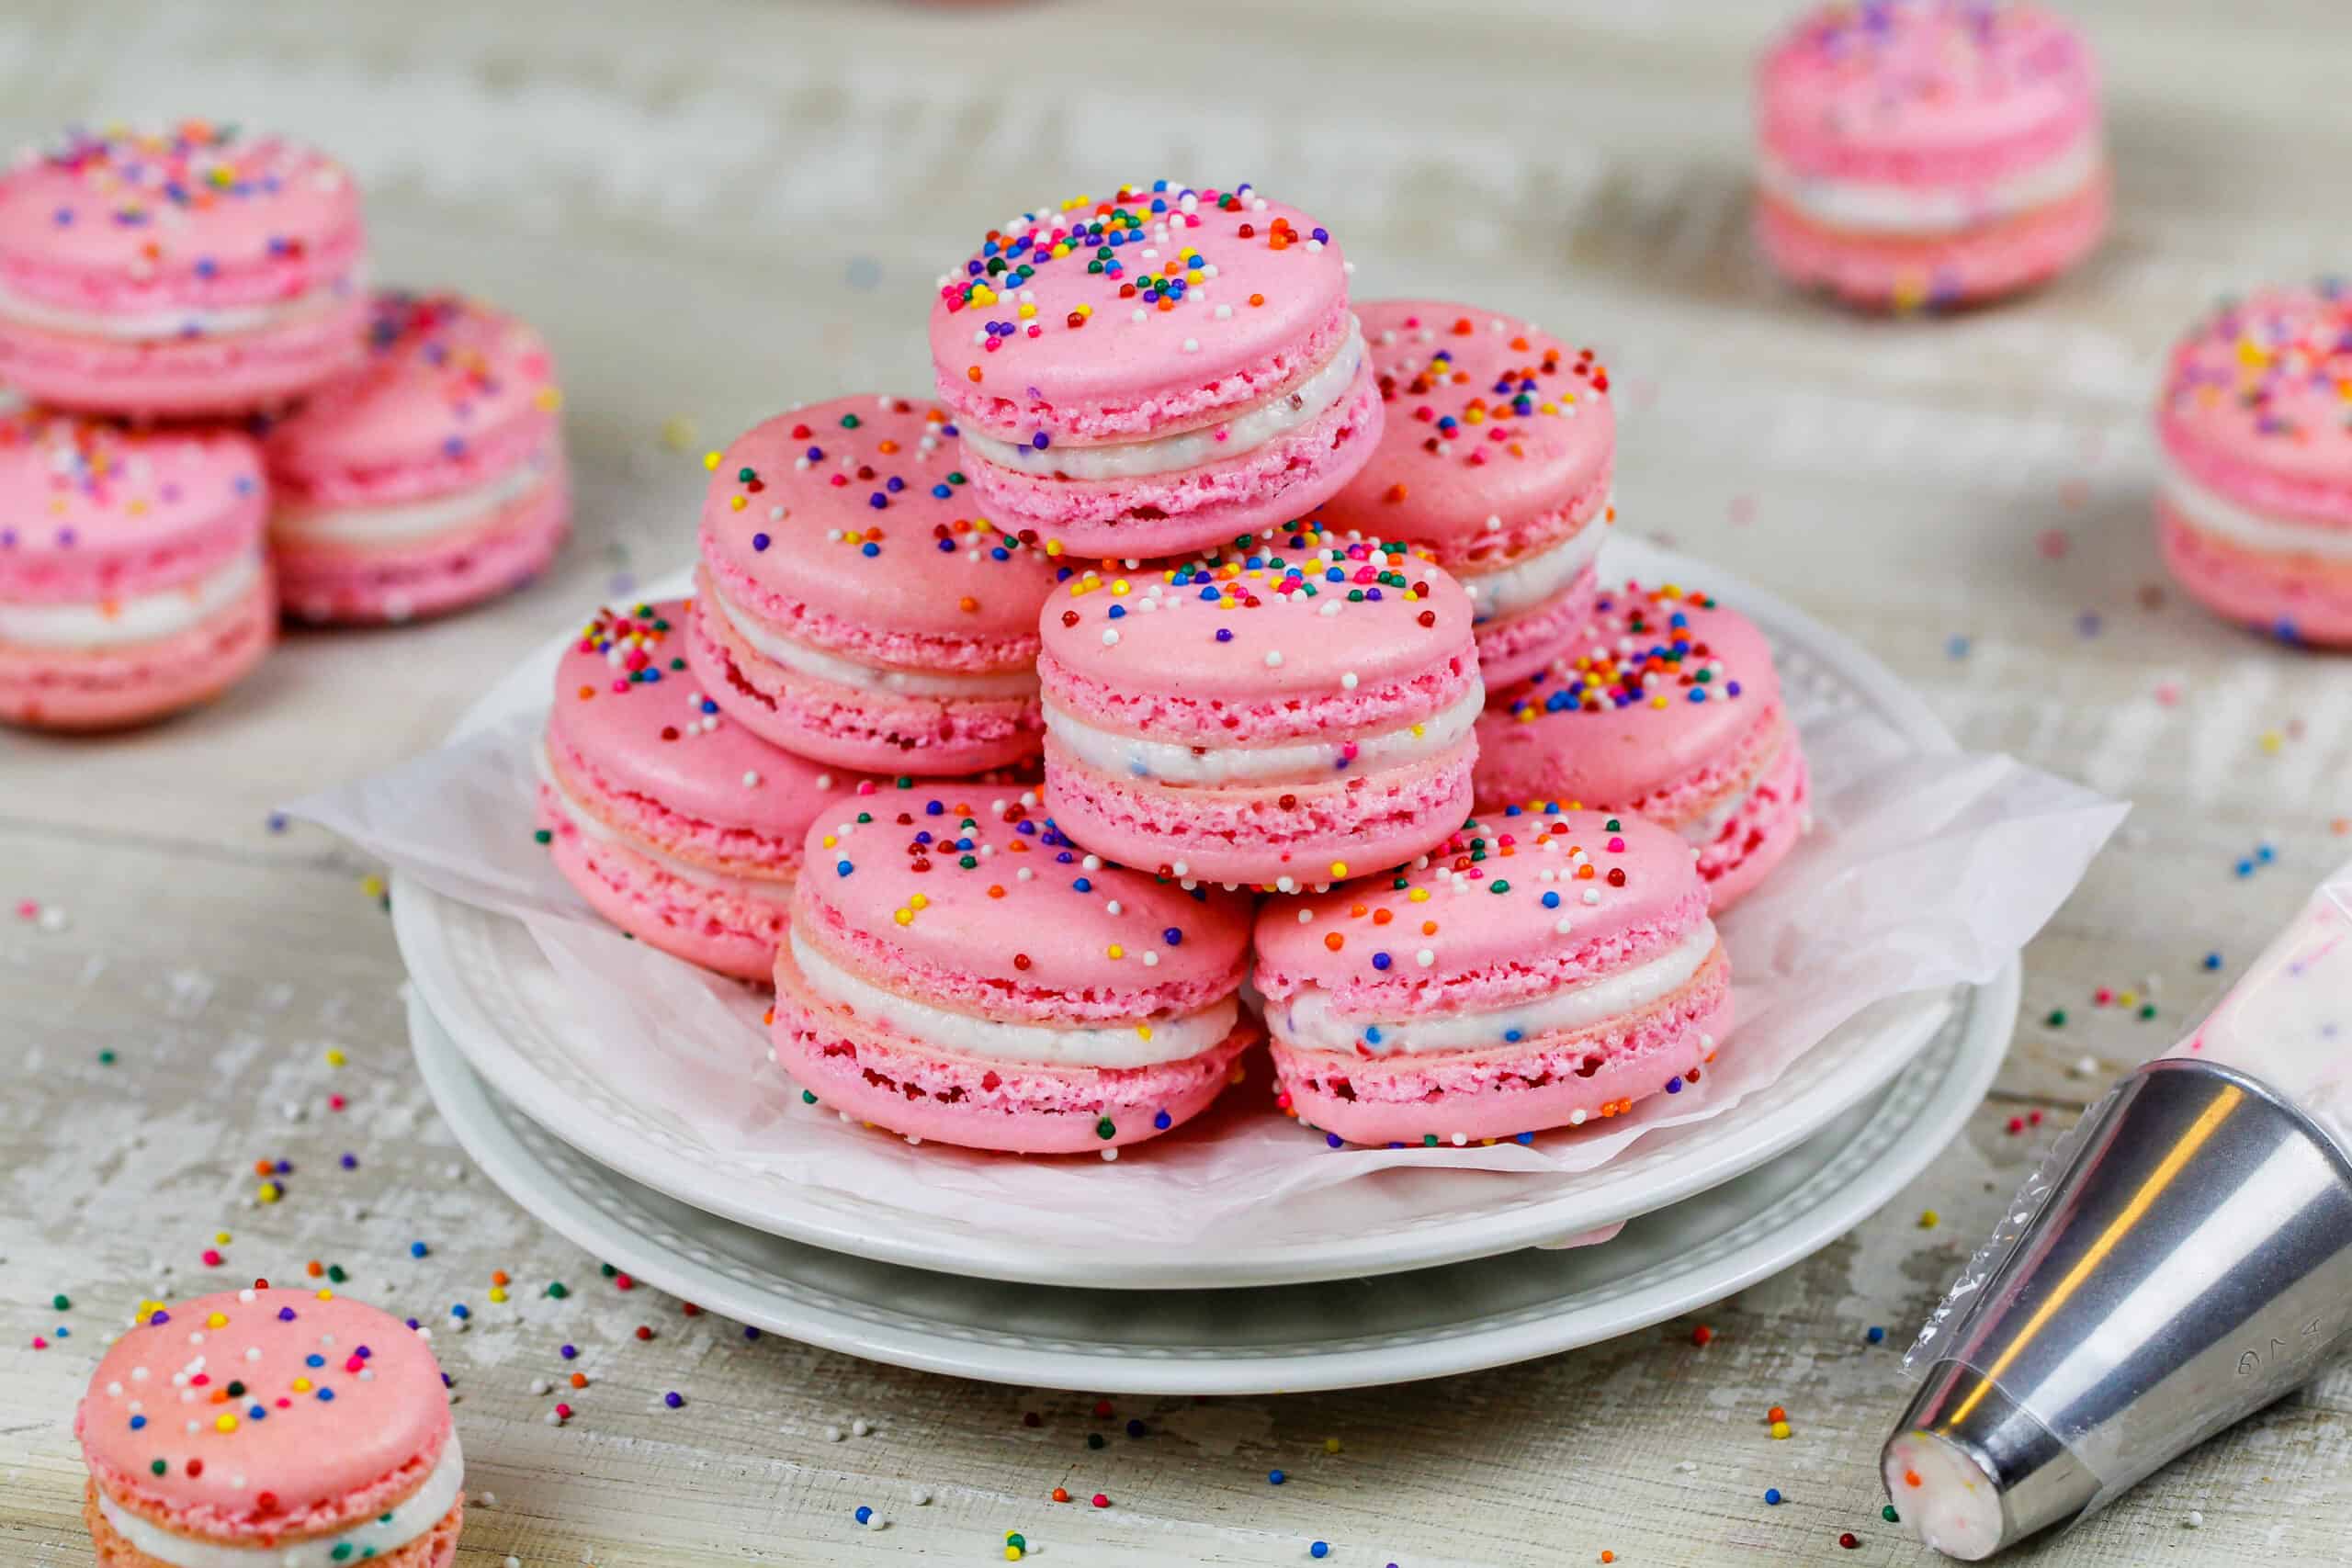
xmin=391 ymin=539 xmax=2014 ymax=1289
xmin=410 ymin=980 xmax=2007 ymax=1394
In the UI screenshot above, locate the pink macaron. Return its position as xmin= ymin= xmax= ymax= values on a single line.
xmin=76 ymin=1287 xmax=461 ymax=1568
xmin=538 ymin=598 xmax=877 ymax=981
xmin=264 ymin=290 xmax=568 ymax=625
xmin=1474 ymin=583 xmax=1809 ymax=911
xmin=929 ymin=181 xmax=1382 ymax=558
xmin=1039 ymin=525 xmax=1482 ymax=893
xmin=1754 ymin=2 xmax=2108 ymax=310
xmin=2155 ymin=283 xmax=2352 ymax=646
xmin=1323 ymin=301 xmax=1616 ymax=687
xmin=0 ymin=412 xmax=275 ymax=730
xmin=0 ymin=123 xmax=367 ymax=415
xmin=1255 ymin=809 xmax=1731 ymax=1147
xmin=686 ymin=395 xmax=1059 ymax=774
xmin=772 ymin=782 xmax=1261 ymax=1154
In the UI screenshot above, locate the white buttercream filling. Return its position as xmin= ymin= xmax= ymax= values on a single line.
xmin=708 ymin=578 xmax=1039 ymax=699
xmin=1463 ymin=505 xmax=1610 ymax=625
xmin=0 ymin=270 xmax=361 ymax=342
xmin=0 ymin=548 xmax=260 ymax=649
xmin=2160 ymin=457 xmax=2352 ymax=560
xmin=1043 ymin=682 xmax=1483 ymax=787
xmin=1758 ymin=136 xmax=2102 ymax=235
xmin=790 ymin=928 xmax=1237 ymax=1068
xmin=1269 ymin=923 xmax=1718 ymax=1056
xmin=961 ymin=320 xmax=1366 ymax=479
xmin=537 ymin=743 xmax=789 ymax=899
xmin=96 ymin=1432 xmax=462 ymax=1568
xmin=274 ymin=453 xmax=551 ymax=546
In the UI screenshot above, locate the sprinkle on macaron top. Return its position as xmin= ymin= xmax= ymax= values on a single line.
xmin=2161 ymin=280 xmax=2352 ymax=472
xmin=0 ymin=411 xmax=262 ymax=562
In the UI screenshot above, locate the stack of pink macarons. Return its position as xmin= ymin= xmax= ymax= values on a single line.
xmin=0 ymin=122 xmax=570 ymax=731
xmin=536 ymin=180 xmax=1815 ymax=1159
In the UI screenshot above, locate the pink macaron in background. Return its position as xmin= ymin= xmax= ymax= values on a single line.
xmin=1039 ymin=525 xmax=1482 ymax=893
xmin=772 ymin=781 xmax=1261 ymax=1155
xmin=1322 ymin=301 xmax=1616 ymax=688
xmin=929 ymin=181 xmax=1382 ymax=558
xmin=687 ymin=395 xmax=1061 ymax=776
xmin=1255 ymin=809 xmax=1731 ymax=1147
xmin=1475 ymin=583 xmax=1809 ymax=911
xmin=0 ymin=122 xmax=368 ymax=415
xmin=538 ymin=599 xmax=876 ymax=982
xmin=2155 ymin=283 xmax=2352 ymax=646
xmin=264 ymin=289 xmax=568 ymax=625
xmin=1754 ymin=1 xmax=2108 ymax=311
xmin=0 ymin=412 xmax=275 ymax=730
xmin=75 ymin=1286 xmax=462 ymax=1568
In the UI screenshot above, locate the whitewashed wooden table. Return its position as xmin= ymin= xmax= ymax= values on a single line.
xmin=6 ymin=1 xmax=2352 ymax=1562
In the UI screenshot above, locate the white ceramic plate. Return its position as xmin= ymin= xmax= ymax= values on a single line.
xmin=411 ymin=980 xmax=2004 ymax=1393
xmin=392 ymin=541 xmax=2014 ymax=1290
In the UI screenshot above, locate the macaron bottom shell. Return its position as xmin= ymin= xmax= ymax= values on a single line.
xmin=684 ymin=583 xmax=1044 ymax=774
xmin=1272 ymin=942 xmax=1731 ymax=1147
xmin=1043 ymin=738 xmax=1475 ymax=891
xmin=1754 ymin=174 xmax=2109 ymax=311
xmin=0 ymin=290 xmax=368 ymax=418
xmin=277 ymin=477 xmax=568 ymax=625
xmin=537 ymin=784 xmax=791 ymax=983
xmin=84 ymin=1481 xmax=462 ymax=1568
xmin=0 ymin=571 xmax=275 ymax=730
xmin=772 ymin=936 xmax=1260 ymax=1154
xmin=2159 ymin=499 xmax=2352 ymax=647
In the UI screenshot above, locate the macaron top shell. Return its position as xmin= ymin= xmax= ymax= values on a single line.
xmin=1758 ymin=3 xmax=2098 ymax=172
xmin=0 ymin=124 xmax=363 ymax=310
xmin=1481 ymin=584 xmax=1782 ymax=806
xmin=928 ymin=181 xmax=1350 ymax=442
xmin=75 ymin=1289 xmax=449 ymax=1533
xmin=1253 ymin=809 xmax=1704 ymax=1010
xmin=1327 ymin=301 xmax=1614 ymax=556
xmin=549 ymin=600 xmax=870 ymax=840
xmin=0 ymin=412 xmax=264 ymax=592
xmin=266 ymin=291 xmax=560 ymax=501
xmin=1040 ymin=525 xmax=1476 ymax=704
xmin=701 ymin=395 xmax=1059 ymax=647
xmin=799 ymin=784 xmax=1253 ymax=1008
xmin=2159 ymin=284 xmax=2352 ymax=487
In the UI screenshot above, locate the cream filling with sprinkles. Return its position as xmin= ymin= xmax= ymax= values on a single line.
xmin=0 ymin=270 xmax=361 ymax=341
xmin=1271 ymin=923 xmax=1718 ymax=1056
xmin=0 ymin=548 xmax=260 ymax=649
xmin=1463 ymin=507 xmax=1610 ymax=625
xmin=708 ymin=578 xmax=1040 ymax=699
xmin=537 ymin=744 xmax=789 ymax=898
xmin=273 ymin=452 xmax=552 ymax=547
xmin=96 ymin=1432 xmax=462 ymax=1568
xmin=960 ymin=320 xmax=1365 ymax=479
xmin=792 ymin=929 xmax=1237 ymax=1068
xmin=1043 ymin=682 xmax=1483 ymax=788
xmin=2161 ymin=457 xmax=2352 ymax=560
xmin=1758 ymin=135 xmax=2102 ymax=235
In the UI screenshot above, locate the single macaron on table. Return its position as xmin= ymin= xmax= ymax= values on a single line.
xmin=929 ymin=181 xmax=1381 ymax=559
xmin=1753 ymin=0 xmax=2109 ymax=311
xmin=2155 ymin=283 xmax=2352 ymax=646
xmin=537 ymin=599 xmax=875 ymax=981
xmin=687 ymin=395 xmax=1060 ymax=774
xmin=0 ymin=412 xmax=275 ymax=730
xmin=1039 ymin=525 xmax=1484 ymax=893
xmin=1475 ymin=583 xmax=1808 ymax=911
xmin=772 ymin=782 xmax=1261 ymax=1155
xmin=74 ymin=1287 xmax=462 ymax=1568
xmin=1323 ymin=300 xmax=1616 ymax=687
xmin=263 ymin=289 xmax=569 ymax=625
xmin=0 ymin=122 xmax=368 ymax=415
xmin=1254 ymin=810 xmax=1730 ymax=1148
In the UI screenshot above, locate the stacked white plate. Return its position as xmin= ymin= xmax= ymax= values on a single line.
xmin=399 ymin=542 xmax=2014 ymax=1394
